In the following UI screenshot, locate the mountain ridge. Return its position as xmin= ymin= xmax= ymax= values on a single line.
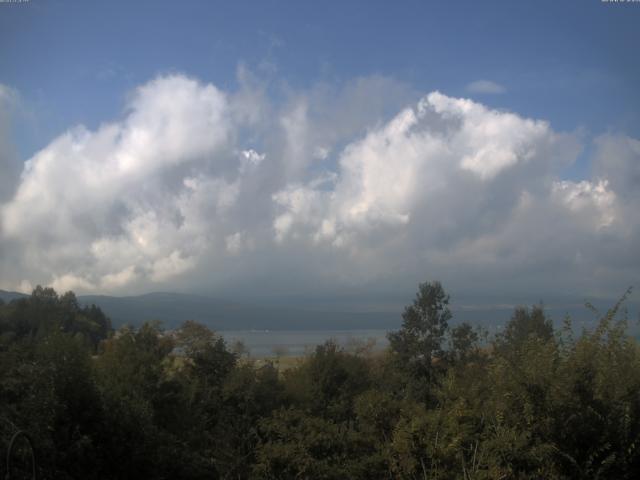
xmin=3 ymin=289 xmax=637 ymax=333
xmin=77 ymin=291 xmax=399 ymax=331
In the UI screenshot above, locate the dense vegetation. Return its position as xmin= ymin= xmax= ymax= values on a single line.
xmin=1 ymin=282 xmax=639 ymax=479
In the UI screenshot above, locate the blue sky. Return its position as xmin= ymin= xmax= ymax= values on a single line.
xmin=0 ymin=0 xmax=639 ymax=304
xmin=3 ymin=0 xmax=639 ymax=161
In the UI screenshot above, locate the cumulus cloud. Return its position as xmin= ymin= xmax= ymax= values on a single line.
xmin=272 ymin=92 xmax=576 ymax=248
xmin=1 ymin=75 xmax=237 ymax=292
xmin=592 ymin=133 xmax=640 ymax=200
xmin=466 ymin=79 xmax=506 ymax=94
xmin=0 ymin=73 xmax=638 ymax=301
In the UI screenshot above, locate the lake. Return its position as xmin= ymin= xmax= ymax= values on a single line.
xmin=220 ymin=329 xmax=390 ymax=357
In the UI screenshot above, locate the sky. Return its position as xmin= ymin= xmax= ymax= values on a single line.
xmin=0 ymin=0 xmax=639 ymax=307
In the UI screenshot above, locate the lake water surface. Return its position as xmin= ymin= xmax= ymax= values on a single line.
xmin=220 ymin=329 xmax=390 ymax=357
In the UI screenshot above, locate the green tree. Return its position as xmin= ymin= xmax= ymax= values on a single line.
xmin=254 ymin=407 xmax=378 ymax=480
xmin=283 ymin=340 xmax=371 ymax=422
xmin=0 ymin=287 xmax=111 ymax=350
xmin=494 ymin=305 xmax=553 ymax=358
xmin=448 ymin=322 xmax=480 ymax=364
xmin=387 ymin=281 xmax=452 ymax=399
xmin=94 ymin=322 xmax=188 ymax=479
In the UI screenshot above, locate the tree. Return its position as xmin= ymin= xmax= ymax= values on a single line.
xmin=387 ymin=281 xmax=452 ymax=397
xmin=94 ymin=322 xmax=180 ymax=478
xmin=0 ymin=286 xmax=112 ymax=350
xmin=494 ymin=305 xmax=553 ymax=357
xmin=254 ymin=407 xmax=377 ymax=480
xmin=449 ymin=322 xmax=479 ymax=362
xmin=284 ymin=340 xmax=371 ymax=422
xmin=175 ymin=320 xmax=237 ymax=397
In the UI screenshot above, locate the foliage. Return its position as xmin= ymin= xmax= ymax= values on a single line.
xmin=1 ymin=283 xmax=639 ymax=479
xmin=387 ymin=281 xmax=453 ymax=402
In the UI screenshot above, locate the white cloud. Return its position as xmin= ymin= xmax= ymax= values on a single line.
xmin=0 ymin=73 xmax=638 ymax=301
xmin=1 ymin=75 xmax=240 ymax=292
xmin=51 ymin=273 xmax=95 ymax=293
xmin=240 ymin=149 xmax=265 ymax=173
xmin=268 ymin=91 xmax=636 ymax=298
xmin=466 ymin=79 xmax=506 ymax=94
xmin=225 ymin=231 xmax=254 ymax=255
xmin=272 ymin=91 xmax=574 ymax=247
xmin=592 ymin=133 xmax=640 ymax=199
xmin=552 ymin=179 xmax=616 ymax=229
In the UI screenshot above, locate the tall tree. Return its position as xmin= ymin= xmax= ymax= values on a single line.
xmin=387 ymin=281 xmax=452 ymax=398
xmin=494 ymin=305 xmax=553 ymax=357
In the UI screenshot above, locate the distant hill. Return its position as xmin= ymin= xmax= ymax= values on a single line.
xmin=81 ymin=292 xmax=638 ymax=333
xmin=4 ymin=288 xmax=637 ymax=334
xmin=0 ymin=289 xmax=28 ymax=303
xmin=78 ymin=292 xmax=400 ymax=331
xmin=0 ymin=289 xmax=401 ymax=331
